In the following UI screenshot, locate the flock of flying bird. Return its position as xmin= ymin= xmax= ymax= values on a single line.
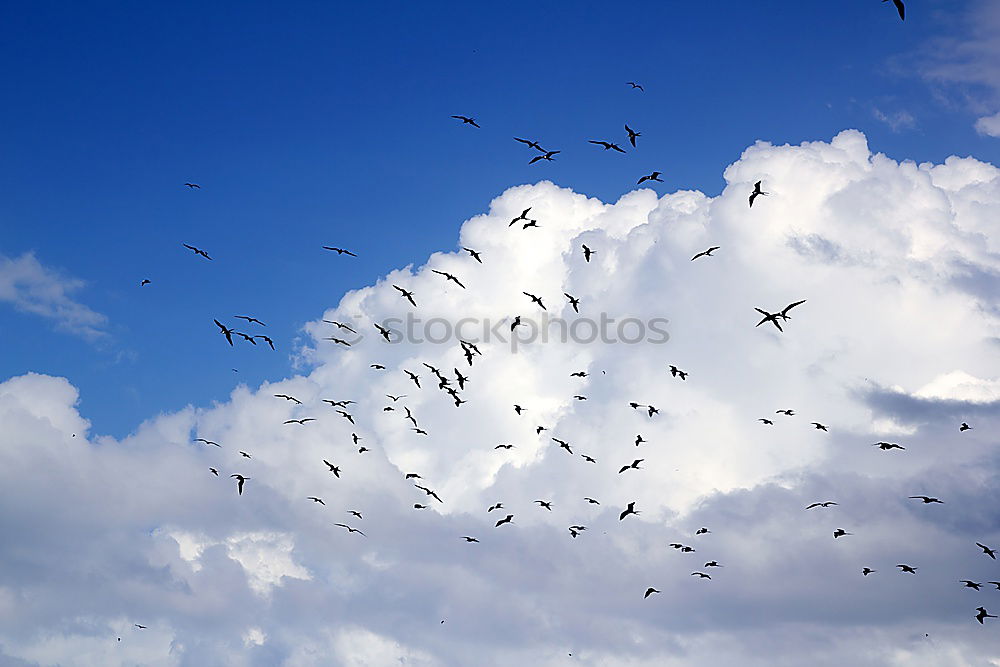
xmin=122 ymin=0 xmax=1000 ymax=643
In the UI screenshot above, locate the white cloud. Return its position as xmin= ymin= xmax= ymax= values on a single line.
xmin=0 ymin=252 xmax=107 ymax=339
xmin=873 ymin=108 xmax=916 ymax=132
xmin=3 ymin=130 xmax=1000 ymax=664
xmin=975 ymin=111 xmax=1000 ymax=137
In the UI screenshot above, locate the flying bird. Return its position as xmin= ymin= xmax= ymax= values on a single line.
xmin=805 ymin=501 xmax=838 ymax=509
xmin=324 ymin=320 xmax=357 ymax=333
xmin=961 ymin=580 xmax=983 ymax=590
xmin=196 ymin=438 xmax=221 ymax=447
xmin=322 ymin=460 xmax=341 ymax=477
xmin=960 ymin=422 xmax=972 ymax=431
xmin=897 ymin=564 xmax=918 ymax=574
xmin=589 ymin=140 xmax=627 ymax=153
xmin=618 ymin=459 xmax=643 ymax=474
xmin=374 ymin=323 xmax=393 ymax=342
xmin=463 ymin=247 xmax=483 ymax=263
xmin=461 ymin=536 xmax=480 ymax=543
xmin=776 ymin=409 xmax=795 ymax=416
xmin=976 ymin=542 xmax=997 ymax=560
xmin=534 ymin=500 xmax=553 ymax=511
xmin=976 ymin=607 xmax=997 ymax=624
xmin=759 ymin=418 xmax=774 ymax=425
xmin=333 ymin=523 xmax=366 ymax=536
xmin=619 ymin=502 xmax=639 ymax=520
xmin=811 ymin=422 xmax=828 ymax=431
xmin=873 ymin=441 xmax=905 ymax=450
xmin=909 ymin=495 xmax=944 ymax=504
xmin=637 ymin=171 xmax=663 ymax=185
xmin=452 ymin=115 xmax=480 ymax=127
xmin=529 ymin=150 xmax=560 ymax=164
xmin=495 ymin=514 xmax=514 ymax=527
xmin=514 ymin=137 xmax=546 ymax=151
xmin=509 ymin=208 xmax=532 ymax=227
xmin=183 ymin=243 xmax=212 ymax=260
xmin=833 ymin=528 xmax=852 ymax=538
xmin=184 ymin=183 xmax=200 ymax=189
xmin=393 ymin=285 xmax=417 ymax=307
xmin=691 ymin=572 xmax=712 ymax=580
xmin=625 ymin=124 xmax=640 ymax=148
xmin=432 ymin=270 xmax=466 ymax=289
xmin=307 ymin=496 xmax=325 ymax=505
xmin=231 ymin=474 xmax=249 ymax=495
xmin=749 ymin=180 xmax=768 ymax=207
xmin=523 ymin=292 xmax=546 ymax=310
xmin=862 ymin=567 xmax=876 ymax=576
xmin=564 ymin=293 xmax=581 ymax=313
xmin=209 ymin=467 xmax=219 ymax=476
xmin=691 ymin=246 xmax=720 ymax=261
xmin=644 ymin=587 xmax=659 ymax=599
xmin=254 ymin=335 xmax=275 ymax=350
xmin=284 ymin=418 xmax=316 ymax=425
xmin=883 ymin=0 xmax=904 ymax=21
xmin=234 ymin=315 xmax=266 ymax=326
xmin=581 ymin=244 xmax=595 ymax=262
xmin=627 ymin=81 xmax=644 ymax=91
xmin=668 ymin=365 xmax=688 ymax=380
xmin=140 ymin=279 xmax=151 ymax=286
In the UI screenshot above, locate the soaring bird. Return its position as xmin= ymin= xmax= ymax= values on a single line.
xmin=514 ymin=137 xmax=546 ymax=151
xmin=134 ymin=624 xmax=148 ymax=629
xmin=322 ymin=246 xmax=358 ymax=257
xmin=618 ymin=459 xmax=643 ymax=474
xmin=691 ymin=247 xmax=720 ymax=261
xmin=238 ymin=451 xmax=252 ymax=459
xmin=668 ymin=365 xmax=688 ymax=380
xmin=584 ymin=497 xmax=600 ymax=505
xmin=619 ymin=502 xmax=639 ymax=520
xmin=183 ymin=243 xmax=212 ymax=260
xmin=833 ymin=528 xmax=852 ymax=538
xmin=960 ymin=422 xmax=972 ymax=431
xmin=759 ymin=418 xmax=774 ymax=425
xmin=140 ymin=279 xmax=151 ymax=286
xmin=581 ymin=244 xmax=595 ymax=262
xmin=432 ymin=270 xmax=466 ymax=289
xmin=495 ymin=514 xmax=514 ymax=527
xmin=755 ymin=308 xmax=784 ymax=332
xmin=644 ymin=587 xmax=660 ymax=599
xmin=461 ymin=536 xmax=480 ymax=543
xmin=415 ymin=485 xmax=443 ymax=503
xmin=231 ymin=474 xmax=249 ymax=495
xmin=704 ymin=561 xmax=722 ymax=568
xmin=534 ymin=500 xmax=553 ymax=511
xmin=452 ymin=115 xmax=480 ymax=127
xmin=234 ymin=315 xmax=266 ymax=326
xmin=509 ymin=208 xmax=533 ymax=226
xmin=552 ymin=438 xmax=573 ymax=454
xmin=463 ymin=247 xmax=483 ymax=263
xmin=284 ymin=418 xmax=315 ymax=425
xmin=637 ymin=171 xmax=663 ymax=185
xmin=806 ymin=501 xmax=838 ymax=509
xmin=322 ymin=460 xmax=341 ymax=477
xmin=564 ymin=293 xmax=581 ymax=313
xmin=627 ymin=81 xmax=644 ymax=91
xmin=897 ymin=564 xmax=918 ymax=574
xmin=779 ymin=300 xmax=807 ymax=321
xmin=873 ymin=441 xmax=905 ymax=450
xmin=393 ymin=285 xmax=417 ymax=307
xmin=184 ymin=183 xmax=200 ymax=188
xmin=589 ymin=140 xmax=627 ymax=153
xmin=909 ymin=495 xmax=944 ymax=504
xmin=487 ymin=503 xmax=503 ymax=512
xmin=776 ymin=409 xmax=795 ymax=416
xmin=209 ymin=467 xmax=219 ymax=476
xmin=324 ymin=320 xmax=358 ymax=333
xmin=883 ymin=0 xmax=904 ymax=21
xmin=529 ymin=150 xmax=560 ymax=164
xmin=811 ymin=422 xmax=828 ymax=431
xmin=214 ymin=319 xmax=235 ymax=346
xmin=976 ymin=542 xmax=997 ymax=560
xmin=523 ymin=292 xmax=546 ymax=310
xmin=748 ymin=180 xmax=768 ymax=207
xmin=333 ymin=523 xmax=366 ymax=536
xmin=695 ymin=527 xmax=711 ymax=535
xmin=976 ymin=607 xmax=997 ymax=624
xmin=625 ymin=124 xmax=641 ymax=148
xmin=862 ymin=567 xmax=876 ymax=576
xmin=961 ymin=580 xmax=983 ymax=590
xmin=307 ymin=496 xmax=325 ymax=505
xmin=196 ymin=438 xmax=221 ymax=447
xmin=691 ymin=572 xmax=712 ymax=580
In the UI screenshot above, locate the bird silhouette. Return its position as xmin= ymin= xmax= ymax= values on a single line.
xmin=461 ymin=536 xmax=480 ymax=543
xmin=759 ymin=418 xmax=774 ymax=425
xmin=833 ymin=528 xmax=852 ymax=538
xmin=618 ymin=459 xmax=643 ymax=474
xmin=564 ymin=293 xmax=581 ymax=313
xmin=509 ymin=208 xmax=533 ymax=227
xmin=691 ymin=246 xmax=720 ymax=261
xmin=976 ymin=607 xmax=997 ymax=624
xmin=234 ymin=315 xmax=266 ymax=326
xmin=284 ymin=418 xmax=315 ymax=425
xmin=184 ymin=183 xmax=200 ymax=189
xmin=619 ymin=502 xmax=639 ymax=520
xmin=209 ymin=467 xmax=219 ymax=476
xmin=324 ymin=320 xmax=357 ymax=333
xmin=644 ymin=587 xmax=660 ymax=599
xmin=873 ymin=441 xmax=905 ymax=451
xmin=523 ymin=292 xmax=546 ymax=310
xmin=581 ymin=244 xmax=595 ymax=262
xmin=961 ymin=580 xmax=983 ymax=590
xmin=909 ymin=495 xmax=944 ymax=504
xmin=976 ymin=542 xmax=997 ymax=559
xmin=322 ymin=460 xmax=341 ymax=477
xmin=627 ymin=81 xmax=644 ymax=91
xmin=452 ymin=115 xmax=480 ymax=127
xmin=529 ymin=150 xmax=560 ymax=164
xmin=749 ymin=180 xmax=768 ymax=207
xmin=231 ymin=474 xmax=249 ymax=495
xmin=637 ymin=171 xmax=663 ymax=184
xmin=589 ymin=140 xmax=627 ymax=153
xmin=183 ymin=243 xmax=212 ymax=260
xmin=811 ymin=422 xmax=828 ymax=431
xmin=534 ymin=500 xmax=553 ymax=511
xmin=495 ymin=514 xmax=514 ymax=527
xmin=333 ymin=523 xmax=366 ymax=536
xmin=584 ymin=497 xmax=600 ymax=505
xmin=624 ymin=124 xmax=641 ymax=148
xmin=214 ymin=319 xmax=235 ymax=345
xmin=806 ymin=501 xmax=838 ymax=509
xmin=463 ymin=247 xmax=483 ymax=263
xmin=691 ymin=572 xmax=712 ymax=580
xmin=196 ymin=438 xmax=221 ymax=447
xmin=862 ymin=567 xmax=876 ymax=576
xmin=883 ymin=0 xmax=904 ymax=21
xmin=514 ymin=137 xmax=546 ymax=151
xmin=960 ymin=422 xmax=972 ymax=431
xmin=669 ymin=365 xmax=688 ymax=380
xmin=393 ymin=285 xmax=417 ymax=307
xmin=140 ymin=279 xmax=151 ymax=286
xmin=897 ymin=564 xmax=918 ymax=574
xmin=307 ymin=496 xmax=325 ymax=505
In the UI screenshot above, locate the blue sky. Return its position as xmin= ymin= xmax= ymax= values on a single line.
xmin=2 ymin=1 xmax=995 ymax=436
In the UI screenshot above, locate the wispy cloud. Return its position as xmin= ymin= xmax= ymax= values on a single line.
xmin=872 ymin=107 xmax=916 ymax=132
xmin=0 ymin=252 xmax=108 ymax=340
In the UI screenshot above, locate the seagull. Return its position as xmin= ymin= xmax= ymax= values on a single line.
xmin=897 ymin=564 xmax=918 ymax=574
xmin=432 ymin=270 xmax=466 ymax=288
xmin=883 ymin=0 xmax=905 ymax=21
xmin=307 ymin=497 xmax=325 ymax=505
xmin=284 ymin=418 xmax=316 ymax=425
xmin=184 ymin=183 xmax=200 ymax=189
xmin=495 ymin=514 xmax=514 ymax=527
xmin=644 ymin=587 xmax=660 ymax=599
xmin=618 ymin=459 xmax=643 ymax=474
xmin=509 ymin=208 xmax=533 ymax=227
xmin=529 ymin=150 xmax=560 ymax=164
xmin=564 ymin=293 xmax=580 ymax=313
xmin=183 ymin=243 xmax=212 ymax=260
xmin=523 ymin=292 xmax=546 ymax=310
xmin=333 ymin=523 xmax=366 ymax=536
xmin=806 ymin=502 xmax=838 ymax=509
xmin=231 ymin=474 xmax=249 ymax=495
xmin=581 ymin=244 xmax=595 ymax=262
xmin=909 ymin=495 xmax=944 ymax=504
xmin=619 ymin=502 xmax=639 ymax=520
xmin=691 ymin=246 xmax=720 ymax=261
xmin=393 ymin=285 xmax=417 ymax=307
xmin=214 ymin=319 xmax=235 ymax=346
xmin=514 ymin=137 xmax=546 ymax=151
xmin=637 ymin=171 xmax=663 ymax=184
xmin=625 ymin=124 xmax=640 ymax=148
xmin=325 ymin=337 xmax=351 ymax=346
xmin=627 ymin=81 xmax=644 ymax=91
xmin=833 ymin=528 xmax=852 ymax=538
xmin=589 ymin=140 xmax=626 ymax=153
xmin=463 ymin=247 xmax=483 ymax=263
xmin=322 ymin=460 xmax=341 ymax=477
xmin=451 ymin=115 xmax=480 ymax=127
xmin=234 ymin=315 xmax=266 ymax=326
xmin=196 ymin=438 xmax=221 ymax=447
xmin=749 ymin=180 xmax=768 ymax=207
xmin=976 ymin=607 xmax=997 ymax=624
xmin=976 ymin=542 xmax=997 ymax=559
xmin=811 ymin=422 xmax=829 ymax=431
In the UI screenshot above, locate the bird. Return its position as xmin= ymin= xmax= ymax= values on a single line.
xmin=325 ymin=337 xmax=351 ymax=346
xmin=404 ymin=370 xmax=421 ymax=388
xmin=239 ymin=451 xmax=252 ymax=459
xmin=976 ymin=607 xmax=997 ymax=624
xmin=333 ymin=523 xmax=366 ymax=536
xmin=619 ymin=502 xmax=639 ymax=520
xmin=214 ymin=319 xmax=235 ymax=346
xmin=183 ymin=243 xmax=212 ymax=260
xmin=552 ymin=437 xmax=573 ymax=454
xmin=234 ymin=315 xmax=266 ymax=326
xmin=897 ymin=564 xmax=918 ymax=574
xmin=514 ymin=137 xmax=546 ymax=151
xmin=231 ymin=474 xmax=249 ymax=495
xmin=195 ymin=438 xmax=221 ymax=447
xmin=463 ymin=247 xmax=483 ymax=263
xmin=570 ymin=371 xmax=588 ymax=378
xmin=909 ymin=495 xmax=944 ymax=504
xmin=644 ymin=587 xmax=660 ymax=599
xmin=461 ymin=536 xmax=480 ymax=543
xmin=564 ymin=293 xmax=581 ymax=313
xmin=696 ymin=528 xmax=711 ymax=535
xmin=749 ymin=180 xmax=768 ymax=207
xmin=811 ymin=422 xmax=829 ymax=431
xmin=961 ymin=580 xmax=983 ymax=590
xmin=589 ymin=140 xmax=627 ymax=153
xmin=873 ymin=441 xmax=905 ymax=450
xmin=625 ymin=124 xmax=640 ymax=148
xmin=833 ymin=529 xmax=852 ymax=538
xmin=618 ymin=459 xmax=643 ymax=474
xmin=976 ymin=542 xmax=997 ymax=559
xmin=373 ymin=323 xmax=393 ymax=342
xmin=668 ymin=365 xmax=688 ymax=380
xmin=573 ymin=395 xmax=587 ymax=401
xmin=704 ymin=561 xmax=722 ymax=568
xmin=759 ymin=418 xmax=774 ymax=425
xmin=254 ymin=335 xmax=275 ymax=350
xmin=989 ymin=582 xmax=1000 ymax=591
xmin=284 ymin=418 xmax=315 ymax=425
xmin=779 ymin=300 xmax=807 ymax=321
xmin=371 ymin=364 xmax=386 ymax=369
xmin=627 ymin=81 xmax=644 ymax=91
xmin=584 ymin=497 xmax=600 ymax=505
xmin=451 ymin=115 xmax=480 ymax=127
xmin=487 ymin=503 xmax=503 ymax=512
xmin=322 ymin=460 xmax=341 ymax=477
xmin=414 ymin=504 xmax=427 ymax=510
xmin=691 ymin=246 xmax=720 ymax=261
xmin=209 ymin=467 xmax=219 ymax=476
xmin=646 ymin=405 xmax=659 ymax=417
xmin=637 ymin=171 xmax=663 ymax=185
xmin=883 ymin=0 xmax=904 ymax=21
xmin=635 ymin=434 xmax=646 ymax=446
xmin=415 ymin=484 xmax=443 ymax=503
xmin=134 ymin=624 xmax=148 ymax=629
xmin=139 ymin=279 xmax=151 ymax=286
xmin=454 ymin=369 xmax=469 ymax=390
xmin=534 ymin=500 xmax=553 ymax=511
xmin=755 ymin=308 xmax=784 ymax=332
xmin=528 ymin=150 xmax=560 ymax=164
xmin=495 ymin=514 xmax=514 ymax=527
xmin=412 ymin=427 xmax=428 ymax=436
xmin=581 ymin=454 xmax=597 ymax=463
xmin=494 ymin=444 xmax=515 ymax=450
xmin=393 ymin=285 xmax=417 ymax=307
xmin=184 ymin=183 xmax=200 ymax=189
xmin=432 ymin=270 xmax=466 ymax=288
xmin=960 ymin=422 xmax=972 ymax=431
xmin=691 ymin=572 xmax=712 ymax=580
xmin=862 ymin=567 xmax=876 ymax=576
xmin=581 ymin=244 xmax=595 ymax=262
xmin=776 ymin=409 xmax=795 ymax=416
xmin=307 ymin=496 xmax=325 ymax=505
xmin=509 ymin=208 xmax=533 ymax=226
xmin=405 ymin=473 xmax=422 ymax=480
xmin=523 ymin=292 xmax=546 ymax=310
xmin=324 ymin=320 xmax=357 ymax=333
xmin=806 ymin=502 xmax=838 ymax=509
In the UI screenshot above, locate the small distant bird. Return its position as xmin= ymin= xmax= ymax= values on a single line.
xmin=324 ymin=320 xmax=357 ymax=333
xmin=704 ymin=561 xmax=721 ymax=568
xmin=414 ymin=484 xmax=442 ymax=503
xmin=759 ymin=419 xmax=774 ymax=425
xmin=534 ymin=500 xmax=553 ymax=511
xmin=909 ymin=495 xmax=943 ymax=504
xmin=234 ymin=315 xmax=266 ymax=326
xmin=523 ymin=292 xmax=546 ymax=310
xmin=274 ymin=394 xmax=300 ymax=404
xmin=582 ymin=244 xmax=595 ymax=262
xmin=214 ymin=319 xmax=235 ymax=346
xmin=487 ymin=503 xmax=503 ymax=512
xmin=374 ymin=323 xmax=393 ymax=342
xmin=833 ymin=528 xmax=851 ymax=538
xmin=976 ymin=607 xmax=997 ymax=624
xmin=625 ymin=124 xmax=640 ymax=148
xmin=509 ymin=208 xmax=533 ymax=226
xmin=960 ymin=422 xmax=972 ymax=431
xmin=811 ymin=422 xmax=828 ymax=431
xmin=570 ymin=371 xmax=588 ymax=378
xmin=552 ymin=438 xmax=573 ymax=454
xmin=627 ymin=81 xmax=644 ymax=91
xmin=463 ymin=247 xmax=483 ymax=263
xmin=140 ymin=279 xmax=151 ymax=286
xmin=333 ymin=523 xmax=366 ymax=536
xmin=749 ymin=180 xmax=768 ymax=207
xmin=322 ymin=460 xmax=341 ymax=477
xmin=514 ymin=137 xmax=546 ymax=151
xmin=307 ymin=497 xmax=325 ymax=505
xmin=589 ymin=140 xmax=626 ymax=153
xmin=495 ymin=444 xmax=515 ymax=450
xmin=634 ymin=435 xmax=646 ymax=446
xmin=618 ymin=459 xmax=643 ymax=474
xmin=284 ymin=418 xmax=316 ymax=425
xmin=862 ymin=567 xmax=876 ymax=576
xmin=452 ymin=115 xmax=480 ymax=127
xmin=695 ymin=527 xmax=710 ymax=535
xmin=393 ymin=285 xmax=417 ymax=307
xmin=184 ymin=183 xmax=200 ymax=189
xmin=405 ymin=473 xmax=422 ymax=480
xmin=873 ymin=441 xmax=905 ymax=450
xmin=196 ymin=438 xmax=221 ymax=447
xmin=883 ymin=0 xmax=904 ymax=21
xmin=514 ymin=404 xmax=525 ymax=415
xmin=691 ymin=572 xmax=712 ymax=580
xmin=644 ymin=587 xmax=660 ymax=599
xmin=691 ymin=247 xmax=720 ymax=261
xmin=239 ymin=451 xmax=252 ymax=459
xmin=806 ymin=501 xmax=838 ymax=509
xmin=209 ymin=467 xmax=219 ymax=476
xmin=183 ymin=243 xmax=212 ymax=260
xmin=669 ymin=365 xmax=688 ymax=380
xmin=371 ymin=364 xmax=386 ymax=369
xmin=619 ymin=502 xmax=639 ymax=520
xmin=432 ymin=269 xmax=466 ymax=289
xmin=776 ymin=409 xmax=795 ymax=416
xmin=584 ymin=497 xmax=600 ymax=505
xmin=461 ymin=536 xmax=480 ymax=543
xmin=976 ymin=542 xmax=997 ymax=560
xmin=231 ymin=474 xmax=249 ymax=495
xmin=961 ymin=580 xmax=983 ymax=590
xmin=897 ymin=564 xmax=918 ymax=574
xmin=135 ymin=624 xmax=148 ymax=629
xmin=581 ymin=454 xmax=597 ymax=463
xmin=564 ymin=293 xmax=581 ymax=313
xmin=414 ymin=504 xmax=427 ymax=509
xmin=254 ymin=335 xmax=275 ymax=350
xmin=495 ymin=514 xmax=514 ymax=527
xmin=637 ymin=171 xmax=663 ymax=184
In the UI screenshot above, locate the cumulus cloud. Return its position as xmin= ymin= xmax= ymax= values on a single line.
xmin=0 ymin=252 xmax=108 ymax=339
xmin=975 ymin=111 xmax=1000 ymax=137
xmin=3 ymin=130 xmax=1000 ymax=665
